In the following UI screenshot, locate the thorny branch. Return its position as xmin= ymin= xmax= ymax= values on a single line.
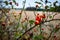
xmin=17 ymin=19 xmax=60 ymax=40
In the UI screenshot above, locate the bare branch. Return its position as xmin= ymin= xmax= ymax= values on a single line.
xmin=17 ymin=19 xmax=60 ymax=40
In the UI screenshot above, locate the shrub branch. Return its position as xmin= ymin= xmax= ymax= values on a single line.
xmin=17 ymin=19 xmax=60 ymax=40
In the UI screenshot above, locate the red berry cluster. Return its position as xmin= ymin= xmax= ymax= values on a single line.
xmin=36 ymin=5 xmax=39 ymax=8
xmin=35 ymin=13 xmax=46 ymax=25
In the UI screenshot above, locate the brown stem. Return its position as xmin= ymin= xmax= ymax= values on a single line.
xmin=47 ymin=30 xmax=54 ymax=40
xmin=17 ymin=19 xmax=60 ymax=40
xmin=17 ymin=25 xmax=37 ymax=40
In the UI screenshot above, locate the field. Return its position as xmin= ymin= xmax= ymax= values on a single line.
xmin=0 ymin=9 xmax=60 ymax=40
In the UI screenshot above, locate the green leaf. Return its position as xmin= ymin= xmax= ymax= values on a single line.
xmin=25 ymin=22 xmax=28 ymax=27
xmin=35 ymin=1 xmax=41 ymax=4
xmin=45 ymin=6 xmax=49 ymax=9
xmin=39 ymin=35 xmax=44 ymax=39
xmin=49 ymin=15 xmax=53 ymax=18
xmin=13 ymin=0 xmax=16 ymax=3
xmin=14 ymin=32 xmax=22 ymax=38
xmin=54 ymin=28 xmax=60 ymax=33
xmin=34 ymin=35 xmax=44 ymax=40
xmin=29 ymin=20 xmax=35 ymax=24
xmin=40 ymin=0 xmax=43 ymax=2
xmin=4 ymin=1 xmax=8 ymax=5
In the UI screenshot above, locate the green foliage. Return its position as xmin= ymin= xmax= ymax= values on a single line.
xmin=34 ymin=0 xmax=60 ymax=12
xmin=49 ymin=6 xmax=60 ymax=12
xmin=49 ymin=15 xmax=53 ymax=19
xmin=33 ymin=34 xmax=44 ymax=40
xmin=29 ymin=20 xmax=35 ymax=24
xmin=16 ymin=23 xmax=21 ymax=29
xmin=13 ymin=0 xmax=16 ymax=3
xmin=35 ymin=1 xmax=41 ymax=4
xmin=40 ymin=0 xmax=43 ymax=2
xmin=53 ymin=1 xmax=58 ymax=7
xmin=14 ymin=32 xmax=22 ymax=39
xmin=4 ymin=1 xmax=8 ymax=5
xmin=0 ymin=0 xmax=60 ymax=40
xmin=45 ymin=6 xmax=49 ymax=9
xmin=54 ymin=28 xmax=60 ymax=33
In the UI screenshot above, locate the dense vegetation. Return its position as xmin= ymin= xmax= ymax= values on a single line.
xmin=0 ymin=0 xmax=60 ymax=40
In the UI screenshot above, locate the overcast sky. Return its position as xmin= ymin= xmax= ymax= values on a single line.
xmin=13 ymin=0 xmax=60 ymax=8
xmin=0 ymin=0 xmax=60 ymax=8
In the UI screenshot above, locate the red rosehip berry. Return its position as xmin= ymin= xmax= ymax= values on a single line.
xmin=36 ymin=5 xmax=39 ymax=8
xmin=25 ymin=17 xmax=27 ymax=20
xmin=35 ymin=14 xmax=43 ymax=25
xmin=55 ymin=25 xmax=59 ymax=29
xmin=36 ymin=14 xmax=42 ymax=21
xmin=42 ymin=14 xmax=46 ymax=18
xmin=37 ymin=13 xmax=39 ymax=15
xmin=19 ymin=12 xmax=22 ymax=15
xmin=16 ymin=3 xmax=18 ymax=6
xmin=41 ymin=28 xmax=44 ymax=30
xmin=29 ymin=32 xmax=33 ymax=37
xmin=9 ymin=2 xmax=12 ymax=5
xmin=15 ymin=2 xmax=18 ymax=6
xmin=35 ymin=20 xmax=40 ymax=25
xmin=2 ymin=22 xmax=6 ymax=26
xmin=53 ymin=35 xmax=56 ymax=38
xmin=36 ymin=17 xmax=41 ymax=21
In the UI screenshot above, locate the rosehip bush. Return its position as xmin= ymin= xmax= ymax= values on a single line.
xmin=0 ymin=0 xmax=60 ymax=40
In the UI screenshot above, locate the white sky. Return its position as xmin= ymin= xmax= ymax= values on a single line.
xmin=0 ymin=0 xmax=60 ymax=8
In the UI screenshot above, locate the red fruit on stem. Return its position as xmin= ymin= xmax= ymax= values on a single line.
xmin=36 ymin=14 xmax=42 ymax=21
xmin=15 ymin=2 xmax=18 ymax=6
xmin=42 ymin=14 xmax=46 ymax=18
xmin=55 ymin=25 xmax=59 ymax=29
xmin=40 ymin=14 xmax=46 ymax=18
xmin=35 ymin=20 xmax=40 ymax=25
xmin=35 ymin=14 xmax=43 ymax=25
xmin=53 ymin=35 xmax=56 ymax=38
xmin=20 ymin=13 xmax=21 ymax=14
xmin=41 ymin=28 xmax=44 ymax=30
xmin=36 ymin=16 xmax=41 ymax=21
xmin=37 ymin=13 xmax=39 ymax=15
xmin=25 ymin=17 xmax=27 ymax=20
xmin=2 ymin=22 xmax=6 ymax=26
xmin=16 ymin=3 xmax=18 ymax=6
xmin=9 ymin=2 xmax=12 ymax=5
xmin=36 ymin=5 xmax=39 ymax=8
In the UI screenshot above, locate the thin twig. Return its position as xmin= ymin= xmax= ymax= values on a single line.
xmin=17 ymin=25 xmax=37 ymax=40
xmin=17 ymin=19 xmax=60 ymax=40
xmin=46 ymin=30 xmax=54 ymax=40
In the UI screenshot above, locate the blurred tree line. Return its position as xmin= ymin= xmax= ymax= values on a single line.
xmin=49 ymin=6 xmax=60 ymax=12
xmin=26 ymin=0 xmax=60 ymax=12
xmin=0 ymin=0 xmax=60 ymax=11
